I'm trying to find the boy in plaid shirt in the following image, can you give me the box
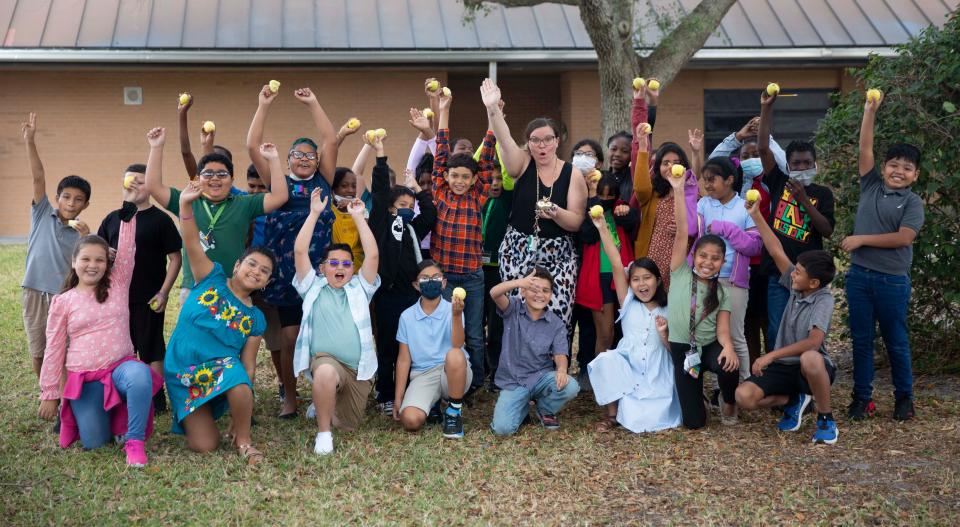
[432,90,498,394]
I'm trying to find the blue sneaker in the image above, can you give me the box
[812,415,838,445]
[442,407,464,439]
[777,393,812,432]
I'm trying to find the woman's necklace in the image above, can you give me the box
[530,158,559,256]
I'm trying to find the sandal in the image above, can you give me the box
[237,443,264,466]
[595,415,619,433]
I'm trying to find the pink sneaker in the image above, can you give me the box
[124,439,147,468]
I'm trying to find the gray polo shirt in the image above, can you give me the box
[774,265,835,366]
[22,197,80,294]
[851,168,924,276]
[495,297,568,391]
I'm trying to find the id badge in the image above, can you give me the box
[683,349,701,378]
[527,235,538,253]
[481,250,491,265]
[200,230,216,252]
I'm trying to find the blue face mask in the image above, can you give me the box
[396,208,415,225]
[418,278,443,300]
[740,157,763,178]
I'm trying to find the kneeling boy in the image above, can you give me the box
[394,260,471,439]
[489,267,580,435]
[736,200,838,444]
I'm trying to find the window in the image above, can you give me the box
[703,89,834,155]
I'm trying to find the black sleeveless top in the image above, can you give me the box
[509,160,573,239]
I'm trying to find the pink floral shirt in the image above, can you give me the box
[40,213,137,400]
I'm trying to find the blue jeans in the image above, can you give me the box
[490,372,580,435]
[846,264,914,400]
[766,274,791,347]
[70,360,153,449]
[444,268,486,390]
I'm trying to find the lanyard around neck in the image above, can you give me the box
[201,199,227,230]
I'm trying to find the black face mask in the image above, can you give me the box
[599,198,617,211]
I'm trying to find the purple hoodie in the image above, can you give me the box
[688,195,763,289]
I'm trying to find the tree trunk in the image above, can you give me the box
[641,0,738,85]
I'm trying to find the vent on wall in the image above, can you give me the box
[124,87,143,105]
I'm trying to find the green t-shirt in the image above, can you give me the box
[667,263,731,347]
[166,188,265,289]
[310,285,361,369]
[598,209,620,274]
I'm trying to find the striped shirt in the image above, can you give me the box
[432,129,497,274]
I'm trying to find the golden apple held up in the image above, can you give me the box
[346,118,361,129]
[647,79,661,91]
[589,205,604,219]
[268,80,281,93]
[766,83,780,96]
[452,287,467,300]
[202,121,216,133]
[746,189,761,203]
[866,89,882,103]
[671,164,685,178]
[427,80,440,92]
[632,77,645,90]
[178,93,191,106]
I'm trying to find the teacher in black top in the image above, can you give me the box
[481,78,587,329]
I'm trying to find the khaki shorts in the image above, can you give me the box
[400,363,473,414]
[22,288,52,360]
[310,353,373,431]
[252,295,282,351]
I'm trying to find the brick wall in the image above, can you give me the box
[0,65,849,237]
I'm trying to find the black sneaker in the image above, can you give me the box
[893,397,915,421]
[537,411,560,430]
[709,389,720,409]
[442,408,464,439]
[427,402,443,425]
[847,397,875,421]
[153,388,168,415]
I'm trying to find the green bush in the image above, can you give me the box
[815,12,960,372]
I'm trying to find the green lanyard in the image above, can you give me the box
[201,199,227,231]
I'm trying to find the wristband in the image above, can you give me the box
[180,215,194,221]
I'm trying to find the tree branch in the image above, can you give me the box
[642,0,737,84]
[461,0,578,8]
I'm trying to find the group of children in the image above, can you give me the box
[23,78,924,467]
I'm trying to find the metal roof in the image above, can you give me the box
[0,0,955,62]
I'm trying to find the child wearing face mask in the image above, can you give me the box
[368,153,437,415]
[758,91,836,351]
[575,174,637,407]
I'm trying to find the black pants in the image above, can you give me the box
[670,341,739,429]
[572,305,597,371]
[373,288,419,403]
[483,266,504,385]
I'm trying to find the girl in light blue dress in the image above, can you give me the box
[587,213,681,433]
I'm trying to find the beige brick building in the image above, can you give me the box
[0,0,954,237]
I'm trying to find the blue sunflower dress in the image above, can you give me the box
[165,264,266,434]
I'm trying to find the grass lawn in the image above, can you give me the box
[0,243,958,525]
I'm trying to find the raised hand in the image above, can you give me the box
[338,120,360,140]
[688,129,703,153]
[760,88,777,107]
[294,87,317,105]
[438,89,452,111]
[864,89,884,113]
[21,112,37,142]
[451,295,465,316]
[632,83,647,100]
[403,168,421,192]
[589,210,607,230]
[147,127,166,147]
[744,196,762,219]
[200,127,215,150]
[517,268,540,292]
[408,108,432,135]
[480,78,501,109]
[178,93,194,113]
[736,117,760,141]
[180,180,204,204]
[309,187,329,215]
[424,77,440,100]
[646,78,661,104]
[667,166,685,191]
[635,122,650,152]
[655,315,668,336]
[258,84,278,106]
[260,143,279,161]
[346,198,366,217]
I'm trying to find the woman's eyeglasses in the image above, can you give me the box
[528,136,557,147]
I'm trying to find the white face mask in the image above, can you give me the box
[789,166,817,186]
[571,154,596,174]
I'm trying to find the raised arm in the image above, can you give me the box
[451,296,465,350]
[859,91,883,176]
[592,213,629,307]
[630,84,649,166]
[490,271,537,312]
[295,188,329,282]
[177,94,198,179]
[757,89,778,174]
[633,123,653,205]
[295,87,338,185]
[481,79,528,178]
[746,199,791,275]
[259,143,289,213]
[21,113,46,204]
[669,171,689,272]
[245,84,279,185]
[348,199,379,285]
[688,128,704,176]
[178,181,214,283]
[144,127,172,208]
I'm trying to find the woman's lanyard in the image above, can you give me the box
[199,199,227,251]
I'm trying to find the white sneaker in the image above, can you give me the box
[314,432,334,456]
[717,391,739,426]
[305,403,316,419]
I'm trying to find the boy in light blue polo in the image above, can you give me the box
[394,260,471,439]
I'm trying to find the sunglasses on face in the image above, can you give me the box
[325,259,353,268]
[198,170,231,180]
[289,151,318,161]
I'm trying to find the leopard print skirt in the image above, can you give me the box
[498,226,578,330]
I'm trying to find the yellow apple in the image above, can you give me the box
[123,175,136,189]
[149,299,160,311]
[589,205,604,219]
[423,108,435,119]
[427,80,440,92]
[178,93,191,105]
[202,121,216,133]
[365,130,376,143]
[452,287,467,300]
[671,164,685,178]
[745,189,761,203]
[866,88,882,103]
[766,83,780,96]
[647,79,661,91]
[632,77,645,90]
[638,122,652,134]
[346,118,361,129]
[375,128,387,139]
[268,79,281,93]
[590,170,602,182]
[67,220,80,229]
[441,87,452,97]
